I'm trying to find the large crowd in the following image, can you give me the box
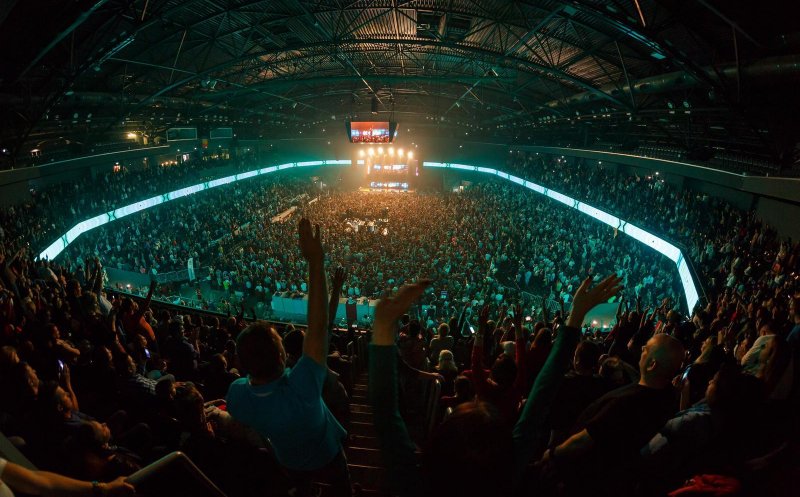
[0,152,798,497]
[0,156,257,255]
[63,175,681,319]
[504,153,796,301]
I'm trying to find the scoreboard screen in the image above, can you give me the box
[347,121,396,143]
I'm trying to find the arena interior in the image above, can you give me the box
[1,2,800,496]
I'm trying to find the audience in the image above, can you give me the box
[1,153,798,497]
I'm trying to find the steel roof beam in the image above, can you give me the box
[17,0,112,80]
[146,38,628,108]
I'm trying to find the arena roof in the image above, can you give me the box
[1,1,798,173]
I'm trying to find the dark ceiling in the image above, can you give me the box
[1,1,799,173]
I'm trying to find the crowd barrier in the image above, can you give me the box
[37,158,700,313]
[271,295,377,322]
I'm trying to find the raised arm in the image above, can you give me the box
[539,277,625,463]
[134,280,157,321]
[327,266,346,331]
[369,280,430,496]
[90,258,104,295]
[513,274,623,487]
[470,305,491,397]
[455,304,468,336]
[539,296,550,327]
[299,218,328,366]
[235,301,245,323]
[512,303,527,391]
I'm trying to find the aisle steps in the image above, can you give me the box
[319,372,389,496]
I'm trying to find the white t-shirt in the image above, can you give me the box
[0,458,15,497]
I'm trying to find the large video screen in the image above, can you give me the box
[347,121,395,143]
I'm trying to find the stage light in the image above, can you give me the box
[368,148,374,156]
[358,150,365,158]
[377,147,383,155]
[398,149,404,157]
[388,147,394,155]
[407,151,414,159]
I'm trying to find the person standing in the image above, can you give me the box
[223,219,351,496]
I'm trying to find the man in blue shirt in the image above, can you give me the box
[226,218,350,496]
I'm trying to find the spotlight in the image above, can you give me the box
[398,149,404,157]
[388,147,394,155]
[368,148,374,156]
[377,147,383,155]
[359,150,365,158]
[407,151,414,159]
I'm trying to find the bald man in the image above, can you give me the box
[539,334,684,496]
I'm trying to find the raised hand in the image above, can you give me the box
[373,280,432,345]
[298,218,323,263]
[327,266,347,329]
[541,295,550,323]
[332,266,346,290]
[498,304,508,321]
[513,303,524,338]
[477,304,490,334]
[567,274,624,328]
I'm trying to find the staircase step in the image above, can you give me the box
[348,434,381,450]
[314,482,387,497]
[347,464,387,491]
[355,489,388,497]
[349,421,376,437]
[350,403,373,415]
[351,410,373,424]
[346,446,382,467]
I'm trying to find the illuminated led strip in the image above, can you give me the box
[423,161,700,311]
[39,159,351,261]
